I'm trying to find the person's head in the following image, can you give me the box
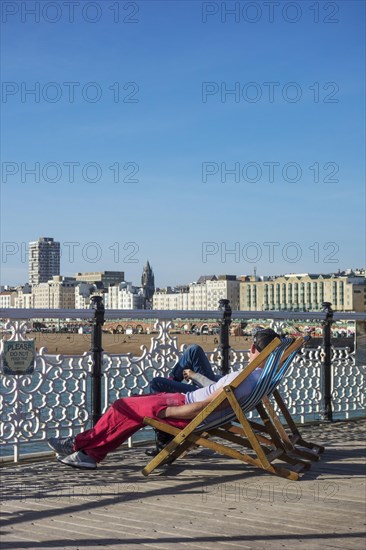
[248,327,280,363]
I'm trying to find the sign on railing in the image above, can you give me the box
[2,340,36,375]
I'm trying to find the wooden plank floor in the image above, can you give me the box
[1,420,365,550]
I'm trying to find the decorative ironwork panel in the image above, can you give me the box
[332,347,365,419]
[273,346,323,423]
[103,320,180,407]
[0,320,92,460]
[103,320,224,408]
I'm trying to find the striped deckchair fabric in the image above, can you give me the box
[196,337,294,431]
[142,336,321,480]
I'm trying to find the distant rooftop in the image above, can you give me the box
[196,275,217,284]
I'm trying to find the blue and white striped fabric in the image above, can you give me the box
[197,338,295,431]
[267,335,309,395]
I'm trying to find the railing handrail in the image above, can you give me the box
[0,308,365,322]
[0,308,95,320]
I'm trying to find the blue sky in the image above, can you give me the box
[1,0,365,287]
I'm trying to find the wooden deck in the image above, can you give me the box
[1,420,365,550]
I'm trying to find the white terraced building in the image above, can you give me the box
[75,283,104,309]
[105,282,145,309]
[153,276,240,310]
[14,284,33,308]
[0,291,17,308]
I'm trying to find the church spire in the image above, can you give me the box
[141,261,155,303]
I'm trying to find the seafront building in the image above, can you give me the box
[153,272,365,313]
[239,273,366,312]
[14,284,33,308]
[75,282,104,309]
[1,285,33,308]
[74,271,125,287]
[105,282,145,310]
[152,285,190,310]
[32,276,78,309]
[153,275,241,310]
[0,290,17,308]
[29,237,60,284]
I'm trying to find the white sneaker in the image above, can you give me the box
[58,451,97,469]
[48,436,75,456]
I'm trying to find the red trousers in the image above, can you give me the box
[74,393,188,462]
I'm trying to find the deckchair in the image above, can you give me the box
[142,337,312,480]
[243,336,324,462]
[192,336,324,469]
[150,337,324,466]
[191,337,317,473]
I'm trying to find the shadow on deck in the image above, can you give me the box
[1,420,365,550]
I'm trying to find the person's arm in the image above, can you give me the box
[158,388,223,420]
[183,369,214,387]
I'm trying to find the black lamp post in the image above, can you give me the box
[218,299,232,375]
[90,296,105,426]
[320,301,334,422]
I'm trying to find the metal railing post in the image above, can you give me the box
[218,299,232,375]
[90,296,105,426]
[321,301,334,422]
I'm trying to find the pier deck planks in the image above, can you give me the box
[1,420,365,550]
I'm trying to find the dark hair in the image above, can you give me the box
[253,328,280,352]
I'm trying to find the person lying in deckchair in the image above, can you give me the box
[146,329,276,455]
[48,329,279,470]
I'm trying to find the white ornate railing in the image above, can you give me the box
[1,308,365,462]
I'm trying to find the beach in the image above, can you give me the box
[28,332,253,356]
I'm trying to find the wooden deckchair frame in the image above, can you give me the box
[259,390,325,460]
[142,337,312,480]
[244,336,324,461]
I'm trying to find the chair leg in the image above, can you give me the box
[142,421,189,475]
[272,390,325,456]
[255,402,312,472]
[163,438,198,465]
[257,398,321,462]
[224,388,300,480]
[142,422,215,474]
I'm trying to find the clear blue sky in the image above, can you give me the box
[1,0,365,287]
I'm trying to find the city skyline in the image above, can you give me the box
[1,2,365,288]
[1,258,364,313]
[0,233,364,290]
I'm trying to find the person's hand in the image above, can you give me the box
[183,369,194,381]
